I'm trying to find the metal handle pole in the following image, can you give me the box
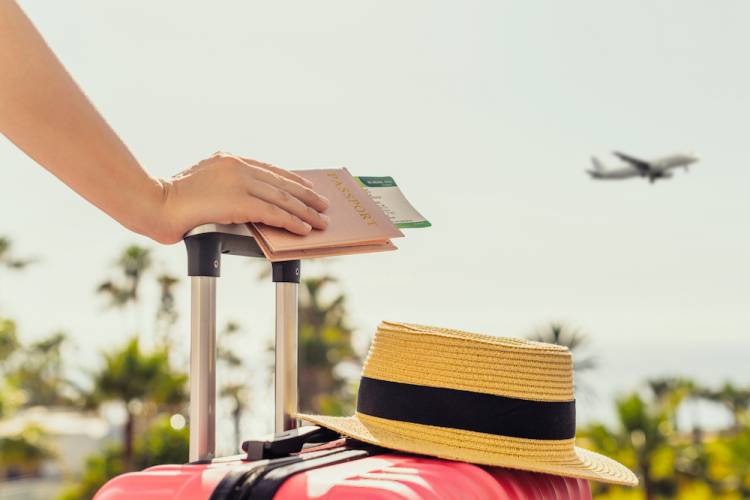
[189,276,217,462]
[273,260,300,433]
[275,282,299,432]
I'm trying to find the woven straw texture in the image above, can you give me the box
[298,321,638,487]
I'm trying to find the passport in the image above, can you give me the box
[249,168,404,262]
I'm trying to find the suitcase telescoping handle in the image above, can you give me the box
[184,224,300,462]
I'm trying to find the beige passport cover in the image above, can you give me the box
[253,237,397,263]
[250,168,403,261]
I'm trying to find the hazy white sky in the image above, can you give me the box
[2,1,748,447]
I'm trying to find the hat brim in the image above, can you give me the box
[298,412,638,487]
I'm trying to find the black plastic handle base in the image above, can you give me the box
[184,232,265,277]
[271,260,301,283]
[242,425,340,461]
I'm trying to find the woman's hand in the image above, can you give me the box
[1,3,329,244]
[151,153,330,244]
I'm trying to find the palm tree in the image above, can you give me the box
[720,425,750,497]
[217,321,251,451]
[528,322,597,373]
[0,424,53,479]
[7,331,74,407]
[91,245,190,467]
[297,276,359,414]
[97,245,152,309]
[220,384,248,453]
[88,338,187,468]
[616,393,674,500]
[580,391,673,500]
[0,317,19,365]
[155,273,180,347]
[700,383,750,433]
[0,315,62,479]
[528,322,597,397]
[648,377,696,407]
[0,236,34,270]
[217,321,243,368]
[254,262,361,414]
[647,377,698,434]
[0,237,34,311]
[0,318,21,418]
[579,379,718,499]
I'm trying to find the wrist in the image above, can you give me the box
[125,176,179,244]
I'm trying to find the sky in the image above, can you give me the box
[2,1,749,452]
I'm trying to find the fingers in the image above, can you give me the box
[203,152,331,235]
[246,164,330,213]
[242,197,312,236]
[238,156,315,189]
[246,178,329,230]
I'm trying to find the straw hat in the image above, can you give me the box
[298,321,638,487]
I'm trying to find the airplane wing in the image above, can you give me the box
[613,151,652,174]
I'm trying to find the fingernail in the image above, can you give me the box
[320,195,330,208]
[320,213,331,226]
[303,222,312,232]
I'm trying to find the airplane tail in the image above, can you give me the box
[590,156,604,171]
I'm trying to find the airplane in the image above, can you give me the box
[587,151,699,183]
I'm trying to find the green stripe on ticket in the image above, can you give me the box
[357,176,398,188]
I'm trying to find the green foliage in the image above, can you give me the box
[0,318,22,417]
[702,426,750,496]
[0,424,54,479]
[155,273,180,343]
[0,243,68,478]
[700,383,750,432]
[0,383,24,418]
[220,382,248,453]
[297,276,360,415]
[2,241,191,493]
[0,236,35,270]
[581,390,675,499]
[616,392,667,453]
[90,337,186,407]
[97,246,181,348]
[7,331,75,407]
[1,325,76,413]
[582,377,750,500]
[217,321,251,452]
[86,337,186,465]
[58,445,124,500]
[217,321,244,368]
[97,245,153,308]
[59,416,189,500]
[1,239,72,410]
[7,237,746,499]
[133,415,189,469]
[0,317,19,363]
[56,244,190,497]
[529,322,597,375]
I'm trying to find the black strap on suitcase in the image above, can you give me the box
[210,447,372,500]
[211,425,390,500]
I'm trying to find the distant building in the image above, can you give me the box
[0,406,112,476]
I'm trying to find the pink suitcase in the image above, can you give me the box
[96,224,592,499]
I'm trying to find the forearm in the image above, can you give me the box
[0,1,163,237]
[0,1,330,244]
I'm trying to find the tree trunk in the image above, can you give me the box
[641,462,653,500]
[232,403,241,453]
[732,409,742,434]
[124,410,134,469]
